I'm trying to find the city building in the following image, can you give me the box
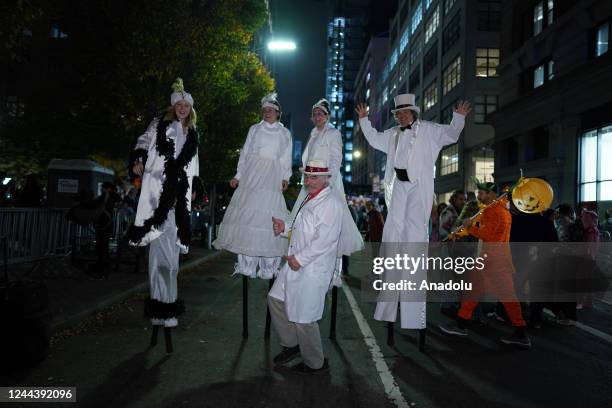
[489,0,612,215]
[325,6,369,188]
[353,0,501,203]
[353,36,389,192]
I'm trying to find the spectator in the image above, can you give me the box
[17,174,44,207]
[439,190,466,240]
[365,201,384,244]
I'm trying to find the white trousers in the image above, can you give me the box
[374,179,428,329]
[149,209,180,327]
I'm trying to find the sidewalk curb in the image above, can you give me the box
[50,250,224,334]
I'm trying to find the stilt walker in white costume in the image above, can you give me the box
[269,159,343,374]
[213,92,292,279]
[289,98,363,288]
[128,78,200,353]
[356,94,471,337]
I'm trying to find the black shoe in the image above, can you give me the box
[291,359,329,375]
[438,323,468,337]
[500,333,531,348]
[273,346,300,365]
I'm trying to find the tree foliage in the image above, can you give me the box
[0,0,274,182]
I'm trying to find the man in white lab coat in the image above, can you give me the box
[356,94,471,329]
[268,159,343,374]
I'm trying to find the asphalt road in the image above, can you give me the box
[5,251,612,408]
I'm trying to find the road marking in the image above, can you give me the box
[340,284,410,408]
[543,310,612,344]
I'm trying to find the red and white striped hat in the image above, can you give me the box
[300,159,331,176]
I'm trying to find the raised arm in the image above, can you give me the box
[355,103,392,153]
[430,100,471,148]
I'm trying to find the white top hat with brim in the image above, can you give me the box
[391,93,420,114]
[300,159,332,176]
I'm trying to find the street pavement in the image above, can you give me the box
[4,249,612,408]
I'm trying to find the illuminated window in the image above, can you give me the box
[440,143,459,175]
[424,81,438,111]
[476,48,499,77]
[425,6,440,43]
[443,56,461,95]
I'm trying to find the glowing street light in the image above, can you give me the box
[267,40,297,51]
[353,150,362,159]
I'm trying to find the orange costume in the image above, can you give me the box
[457,196,526,327]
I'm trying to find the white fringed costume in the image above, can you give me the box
[213,99,292,279]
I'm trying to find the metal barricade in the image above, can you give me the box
[0,207,136,266]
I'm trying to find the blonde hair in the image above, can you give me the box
[163,105,197,128]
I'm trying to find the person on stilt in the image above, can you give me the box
[213,92,292,280]
[128,78,199,351]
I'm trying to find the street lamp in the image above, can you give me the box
[267,40,297,51]
[353,150,362,159]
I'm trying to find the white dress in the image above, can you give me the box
[213,120,292,278]
[289,124,363,286]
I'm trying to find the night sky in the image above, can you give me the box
[269,0,332,144]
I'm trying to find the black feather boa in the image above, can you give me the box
[144,298,186,319]
[127,119,198,247]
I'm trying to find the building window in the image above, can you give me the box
[409,65,421,90]
[532,59,554,88]
[425,0,433,10]
[472,149,495,190]
[411,1,423,34]
[423,42,438,73]
[476,48,500,77]
[533,0,554,36]
[595,21,610,57]
[424,81,438,111]
[345,142,353,151]
[443,11,461,54]
[400,28,410,54]
[473,95,498,124]
[478,0,501,31]
[440,143,459,175]
[525,126,549,162]
[410,35,423,65]
[444,0,456,15]
[50,23,68,39]
[345,153,353,162]
[389,48,398,70]
[345,164,352,173]
[443,56,461,95]
[579,125,612,202]
[442,100,458,123]
[425,6,440,44]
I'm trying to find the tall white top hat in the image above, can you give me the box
[391,93,420,114]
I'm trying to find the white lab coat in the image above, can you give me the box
[359,112,465,328]
[290,124,363,257]
[269,186,343,324]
